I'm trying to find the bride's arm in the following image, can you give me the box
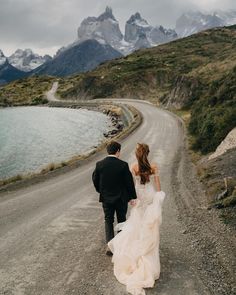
[129,163,137,206]
[152,164,161,192]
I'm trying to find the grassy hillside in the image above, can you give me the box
[0,76,57,106]
[58,25,236,153]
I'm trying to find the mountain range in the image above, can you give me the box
[0,49,51,85]
[176,10,236,37]
[1,8,236,84]
[0,50,28,85]
[8,49,52,72]
[76,7,177,55]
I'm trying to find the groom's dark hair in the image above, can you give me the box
[106,141,121,155]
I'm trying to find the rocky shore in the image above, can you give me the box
[101,105,124,138]
[48,101,132,139]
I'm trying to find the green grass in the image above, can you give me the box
[189,66,236,153]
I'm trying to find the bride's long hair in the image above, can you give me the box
[135,143,152,185]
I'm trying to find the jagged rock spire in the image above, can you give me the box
[97,6,117,22]
[0,49,5,57]
[127,12,144,24]
[0,49,7,66]
[125,12,151,42]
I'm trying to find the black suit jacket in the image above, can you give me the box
[92,156,137,203]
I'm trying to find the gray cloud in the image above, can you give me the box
[0,0,236,56]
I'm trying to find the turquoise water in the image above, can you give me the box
[0,106,110,179]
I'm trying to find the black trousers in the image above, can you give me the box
[102,198,128,243]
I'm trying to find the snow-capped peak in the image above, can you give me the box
[77,7,123,47]
[0,49,7,66]
[97,6,117,22]
[127,12,151,28]
[175,10,236,38]
[124,12,152,43]
[8,49,52,72]
[77,7,177,55]
[214,9,236,25]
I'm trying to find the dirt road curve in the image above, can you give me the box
[0,100,235,295]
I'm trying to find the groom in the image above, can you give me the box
[92,141,137,255]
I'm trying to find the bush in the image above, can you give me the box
[189,67,236,154]
[31,96,49,105]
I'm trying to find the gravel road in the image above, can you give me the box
[0,100,235,295]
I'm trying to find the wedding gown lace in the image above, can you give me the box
[108,175,165,295]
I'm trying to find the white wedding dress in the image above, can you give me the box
[108,174,165,295]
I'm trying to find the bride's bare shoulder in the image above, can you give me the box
[130,162,138,174]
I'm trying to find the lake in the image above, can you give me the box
[0,106,111,179]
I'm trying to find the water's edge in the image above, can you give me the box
[0,101,142,193]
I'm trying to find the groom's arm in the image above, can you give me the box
[92,163,100,193]
[124,163,137,200]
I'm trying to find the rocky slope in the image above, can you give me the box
[209,128,236,160]
[196,128,236,217]
[197,145,236,227]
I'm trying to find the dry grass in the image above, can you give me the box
[0,76,59,106]
[189,58,236,82]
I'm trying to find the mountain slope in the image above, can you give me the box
[33,39,122,77]
[0,60,28,85]
[59,25,236,153]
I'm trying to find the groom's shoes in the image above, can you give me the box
[105,246,113,256]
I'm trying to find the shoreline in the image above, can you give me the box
[0,101,142,193]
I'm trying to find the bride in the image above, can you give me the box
[108,143,165,295]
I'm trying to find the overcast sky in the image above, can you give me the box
[0,0,236,56]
